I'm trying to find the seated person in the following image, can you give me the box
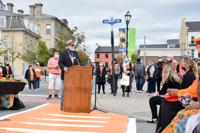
[156,58,196,133]
[147,80,180,123]
[147,58,193,123]
[162,80,200,133]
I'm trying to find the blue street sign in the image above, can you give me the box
[115,19,122,23]
[103,17,122,25]
[102,20,109,24]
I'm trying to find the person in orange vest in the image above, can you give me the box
[34,62,42,90]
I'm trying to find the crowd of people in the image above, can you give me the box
[95,56,158,97]
[24,63,43,91]
[95,55,200,133]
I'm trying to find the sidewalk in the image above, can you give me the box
[23,78,153,121]
[92,82,152,121]
[20,79,157,133]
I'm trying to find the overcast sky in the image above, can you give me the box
[2,0,200,59]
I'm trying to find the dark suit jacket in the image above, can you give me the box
[59,48,80,80]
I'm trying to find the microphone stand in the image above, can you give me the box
[93,75,97,110]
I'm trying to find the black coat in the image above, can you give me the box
[25,69,36,81]
[96,66,107,84]
[146,64,158,80]
[59,49,80,80]
[156,61,164,80]
[179,69,196,89]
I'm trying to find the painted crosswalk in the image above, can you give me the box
[0,103,135,133]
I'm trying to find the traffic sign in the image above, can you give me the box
[103,17,122,25]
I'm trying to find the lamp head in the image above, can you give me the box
[125,11,132,25]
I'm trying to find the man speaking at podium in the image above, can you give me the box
[59,40,81,110]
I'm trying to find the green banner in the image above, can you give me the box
[128,28,136,58]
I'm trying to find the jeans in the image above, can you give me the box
[135,76,144,91]
[35,77,40,89]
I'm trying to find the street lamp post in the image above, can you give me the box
[124,11,132,56]
[103,17,121,96]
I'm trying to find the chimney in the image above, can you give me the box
[7,3,14,12]
[17,9,24,16]
[29,5,35,16]
[35,3,43,16]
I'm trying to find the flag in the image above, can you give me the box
[119,28,126,47]
[128,28,136,58]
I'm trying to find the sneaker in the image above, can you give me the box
[127,93,130,97]
[136,90,139,93]
[147,118,157,123]
[47,95,52,100]
[139,90,142,93]
[148,93,151,96]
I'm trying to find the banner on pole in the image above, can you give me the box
[128,28,136,58]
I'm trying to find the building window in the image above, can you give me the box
[96,54,100,58]
[46,24,51,34]
[0,16,6,28]
[105,54,108,58]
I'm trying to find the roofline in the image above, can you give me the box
[23,14,69,28]
[0,10,21,16]
[95,51,122,53]
[139,48,182,50]
[1,28,41,39]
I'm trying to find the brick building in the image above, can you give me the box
[95,46,123,66]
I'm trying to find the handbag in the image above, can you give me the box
[178,94,192,107]
[119,73,130,86]
[164,94,178,102]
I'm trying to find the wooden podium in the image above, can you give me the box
[63,66,92,113]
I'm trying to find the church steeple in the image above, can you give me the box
[0,0,5,10]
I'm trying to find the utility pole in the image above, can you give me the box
[103,17,122,96]
[144,36,146,66]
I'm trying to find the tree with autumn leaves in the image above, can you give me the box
[22,27,90,66]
